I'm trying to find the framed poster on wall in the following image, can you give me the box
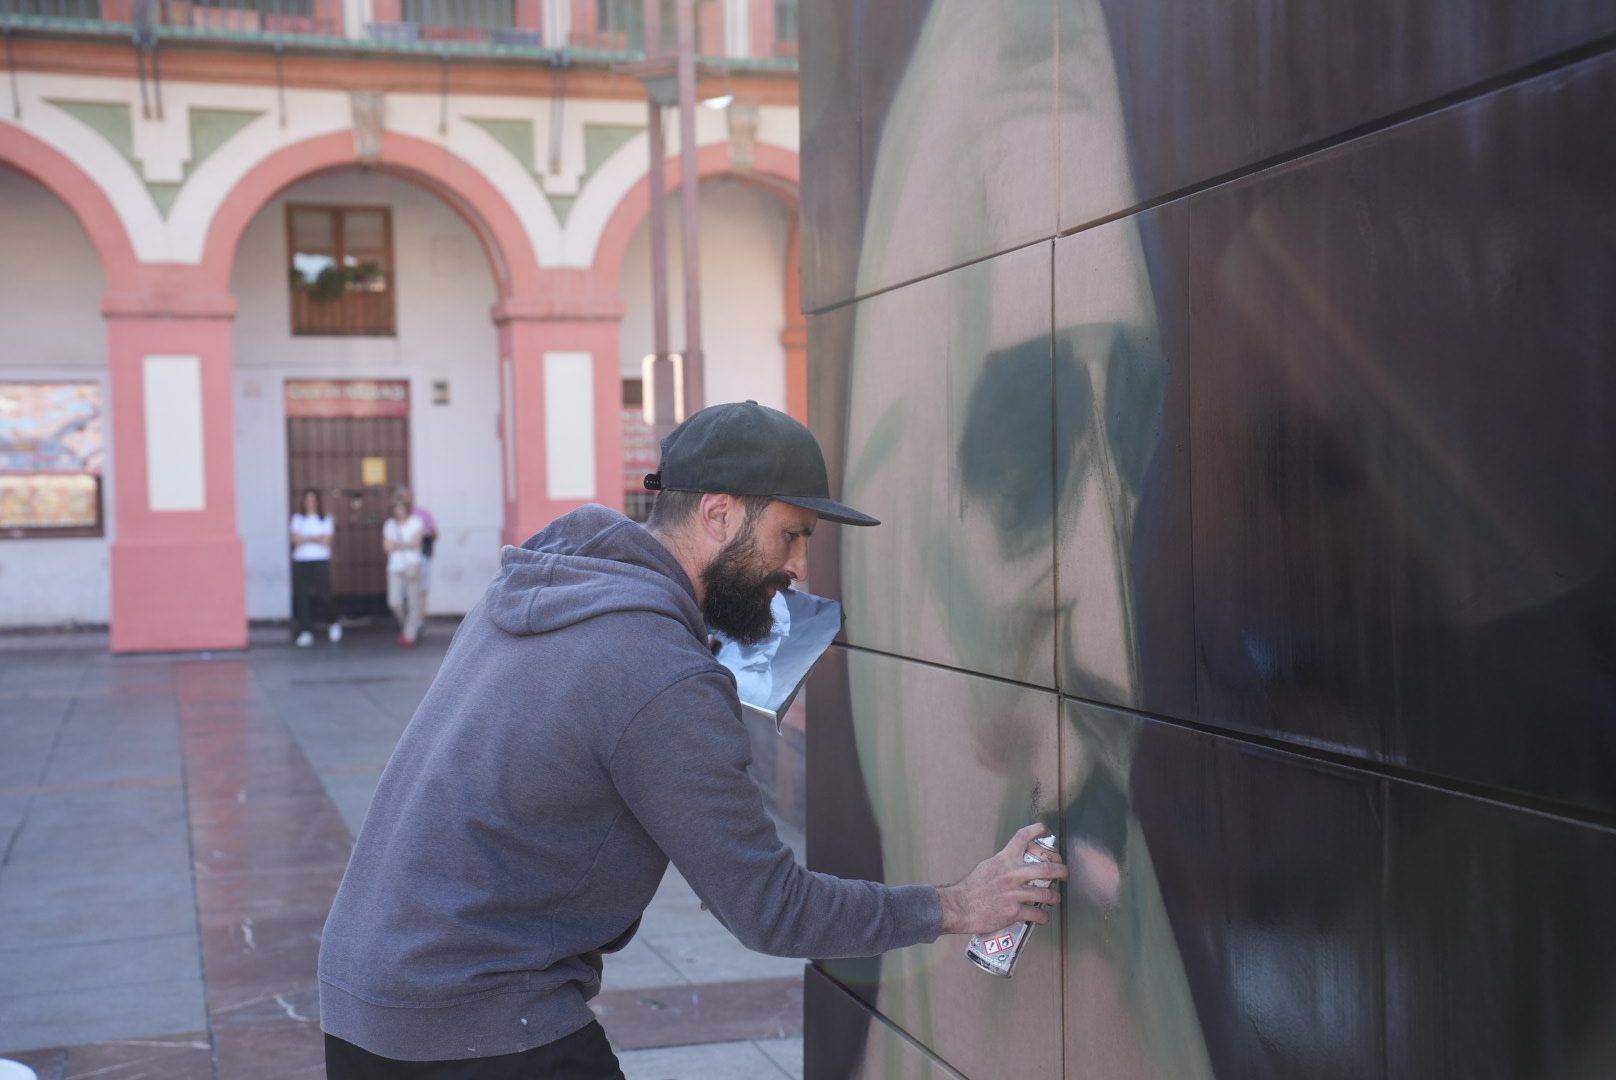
[0,382,104,538]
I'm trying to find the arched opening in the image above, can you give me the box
[201,131,551,630]
[229,167,507,622]
[0,162,115,628]
[587,143,802,518]
[615,177,798,516]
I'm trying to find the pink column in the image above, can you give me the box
[495,280,626,547]
[103,279,247,653]
[751,0,778,57]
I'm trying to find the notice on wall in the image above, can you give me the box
[361,456,388,486]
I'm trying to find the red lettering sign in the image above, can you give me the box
[285,380,410,418]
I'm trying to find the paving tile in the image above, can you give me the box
[636,929,805,984]
[212,1017,325,1079]
[755,1037,804,1080]
[0,978,206,1055]
[0,933,200,993]
[616,1038,792,1080]
[313,769,383,837]
[0,1045,65,1080]
[10,785,187,834]
[193,864,345,921]
[208,982,321,1030]
[0,732,57,788]
[601,936,688,990]
[39,739,181,787]
[5,814,188,870]
[59,1034,214,1080]
[0,881,198,949]
[592,976,802,1050]
[0,793,31,839]
[197,913,323,1004]
[0,834,194,879]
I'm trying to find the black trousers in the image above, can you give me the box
[324,1023,625,1080]
[291,558,334,635]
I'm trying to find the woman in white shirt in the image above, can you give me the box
[289,488,341,648]
[381,497,425,648]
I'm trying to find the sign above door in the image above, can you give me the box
[285,379,410,418]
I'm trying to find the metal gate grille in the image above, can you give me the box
[286,414,410,612]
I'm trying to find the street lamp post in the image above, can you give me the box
[628,0,707,437]
[641,0,678,439]
[673,0,704,415]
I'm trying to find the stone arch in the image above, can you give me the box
[0,123,141,293]
[590,141,805,418]
[589,141,800,297]
[197,129,544,302]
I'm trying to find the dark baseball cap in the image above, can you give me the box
[643,401,880,527]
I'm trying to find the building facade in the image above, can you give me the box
[0,0,804,649]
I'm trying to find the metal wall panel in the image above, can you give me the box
[1385,787,1616,1079]
[807,647,1063,1080]
[1053,216,1196,718]
[1059,0,1616,230]
[841,0,1057,304]
[1186,54,1616,808]
[812,244,1058,689]
[798,0,862,313]
[1062,699,1386,1080]
[805,964,968,1080]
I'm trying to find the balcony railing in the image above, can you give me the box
[0,0,801,67]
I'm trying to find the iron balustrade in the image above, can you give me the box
[0,0,800,64]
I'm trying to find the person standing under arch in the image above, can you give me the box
[289,487,341,648]
[382,496,426,648]
[396,486,438,633]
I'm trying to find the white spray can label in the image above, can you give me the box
[965,833,1059,978]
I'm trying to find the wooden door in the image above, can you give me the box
[285,380,411,615]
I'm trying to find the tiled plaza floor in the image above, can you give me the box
[0,625,805,1079]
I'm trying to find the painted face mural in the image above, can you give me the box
[805,2,1616,1078]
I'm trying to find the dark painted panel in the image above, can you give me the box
[1053,213,1195,717]
[811,245,1058,687]
[798,0,861,313]
[1385,788,1616,1078]
[805,963,967,1080]
[808,647,1063,1079]
[1064,699,1384,1079]
[849,0,1056,300]
[1188,55,1616,810]
[1062,0,1616,229]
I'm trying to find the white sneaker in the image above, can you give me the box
[295,631,314,648]
[328,622,343,643]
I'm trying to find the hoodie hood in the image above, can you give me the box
[486,505,704,639]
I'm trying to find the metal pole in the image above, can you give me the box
[674,0,703,413]
[644,0,677,436]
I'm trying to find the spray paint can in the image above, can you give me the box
[965,832,1059,977]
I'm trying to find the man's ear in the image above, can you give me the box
[696,493,737,546]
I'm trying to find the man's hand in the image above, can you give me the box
[937,823,1068,935]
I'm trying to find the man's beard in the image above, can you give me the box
[702,524,791,646]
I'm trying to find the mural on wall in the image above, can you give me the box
[0,382,104,534]
[804,1,1616,1077]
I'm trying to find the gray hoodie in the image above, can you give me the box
[318,505,942,1061]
